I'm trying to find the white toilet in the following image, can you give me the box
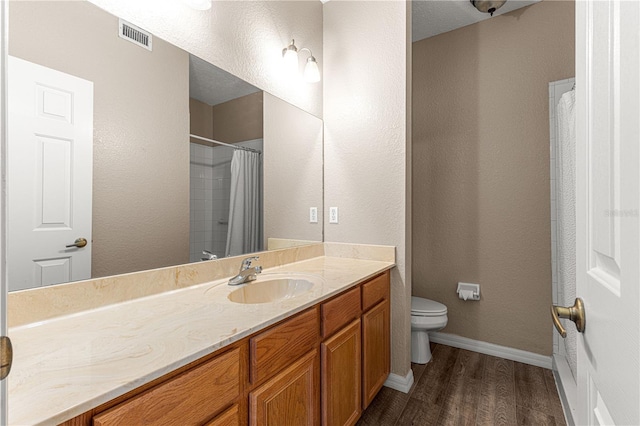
[411,296,448,364]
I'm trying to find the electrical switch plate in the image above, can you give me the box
[310,207,318,223]
[329,207,339,224]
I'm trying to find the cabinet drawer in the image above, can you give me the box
[362,271,390,312]
[321,286,361,338]
[205,404,240,426]
[250,307,319,384]
[93,348,241,426]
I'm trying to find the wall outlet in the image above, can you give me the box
[329,207,339,224]
[309,207,318,223]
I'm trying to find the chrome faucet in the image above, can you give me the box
[228,256,262,286]
[201,250,217,261]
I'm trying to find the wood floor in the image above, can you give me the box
[357,344,567,426]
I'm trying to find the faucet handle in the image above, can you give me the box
[201,250,217,261]
[240,256,259,271]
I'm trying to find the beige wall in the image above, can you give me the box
[189,98,214,140]
[212,92,264,144]
[324,1,412,379]
[190,93,264,145]
[9,1,190,278]
[264,93,323,243]
[88,0,323,118]
[412,1,575,355]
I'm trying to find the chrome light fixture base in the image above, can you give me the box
[470,0,507,16]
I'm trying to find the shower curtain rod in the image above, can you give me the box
[189,134,262,154]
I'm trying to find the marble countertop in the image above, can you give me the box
[8,256,394,425]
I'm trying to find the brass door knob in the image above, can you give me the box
[551,298,586,338]
[0,336,13,381]
[66,237,88,248]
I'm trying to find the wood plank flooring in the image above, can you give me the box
[358,344,566,426]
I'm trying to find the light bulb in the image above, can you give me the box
[282,40,299,77]
[304,56,320,83]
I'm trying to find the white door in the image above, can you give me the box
[7,56,93,291]
[575,0,639,424]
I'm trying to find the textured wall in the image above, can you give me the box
[88,0,323,118]
[323,1,412,378]
[263,93,323,243]
[412,1,575,355]
[9,1,190,279]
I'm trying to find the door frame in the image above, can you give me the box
[549,76,578,426]
[0,0,8,422]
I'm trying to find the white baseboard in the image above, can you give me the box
[383,369,414,394]
[429,332,553,369]
[552,354,577,426]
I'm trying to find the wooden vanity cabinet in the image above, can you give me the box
[361,271,391,409]
[59,270,391,426]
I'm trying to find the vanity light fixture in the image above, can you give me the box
[182,0,212,11]
[470,0,506,16]
[282,39,321,83]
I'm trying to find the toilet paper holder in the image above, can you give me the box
[457,282,480,301]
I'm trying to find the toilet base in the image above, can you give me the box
[411,330,433,364]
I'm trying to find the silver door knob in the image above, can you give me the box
[551,298,586,338]
[66,238,88,248]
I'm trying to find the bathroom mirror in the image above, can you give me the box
[6,0,323,291]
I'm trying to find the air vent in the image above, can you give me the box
[118,19,152,51]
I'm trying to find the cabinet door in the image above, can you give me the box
[249,349,319,426]
[362,300,390,409]
[321,319,361,426]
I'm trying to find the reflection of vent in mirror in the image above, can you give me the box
[118,19,152,51]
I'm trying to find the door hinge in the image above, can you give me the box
[0,336,13,380]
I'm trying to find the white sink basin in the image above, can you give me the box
[228,274,321,304]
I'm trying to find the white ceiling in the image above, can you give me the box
[412,0,541,42]
[189,55,260,107]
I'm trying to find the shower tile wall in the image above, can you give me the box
[190,143,230,261]
[190,139,263,262]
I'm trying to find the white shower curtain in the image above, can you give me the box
[225,149,262,257]
[556,88,577,380]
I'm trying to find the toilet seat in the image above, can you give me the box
[411,296,447,317]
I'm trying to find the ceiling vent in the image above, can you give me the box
[118,19,152,51]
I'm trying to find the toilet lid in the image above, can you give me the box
[411,296,447,316]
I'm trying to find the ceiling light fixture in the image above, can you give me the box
[282,39,320,83]
[470,0,506,16]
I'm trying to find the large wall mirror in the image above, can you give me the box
[6,0,323,292]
